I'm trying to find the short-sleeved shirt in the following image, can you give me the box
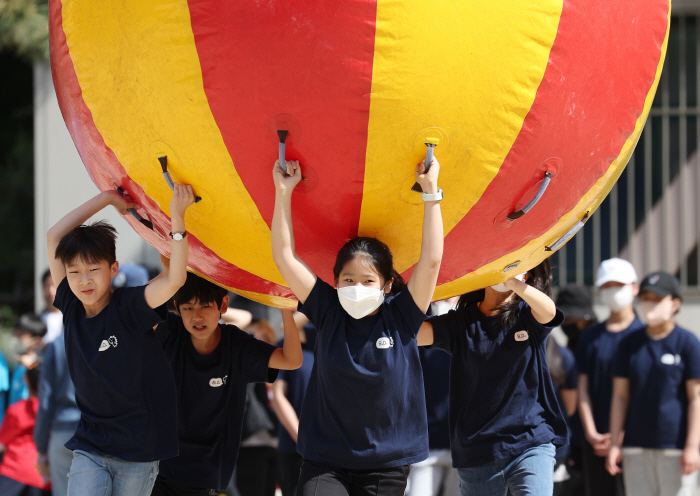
[429,302,567,468]
[155,314,278,490]
[297,278,429,469]
[575,318,644,434]
[614,326,700,449]
[54,278,178,462]
[277,331,316,455]
[0,397,50,489]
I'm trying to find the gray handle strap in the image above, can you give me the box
[158,156,202,203]
[545,212,590,252]
[276,130,305,180]
[117,188,153,230]
[411,143,438,193]
[507,172,553,221]
[278,130,288,175]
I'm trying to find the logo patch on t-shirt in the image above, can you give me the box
[514,331,529,342]
[98,336,118,352]
[661,353,681,365]
[209,377,226,387]
[376,337,394,349]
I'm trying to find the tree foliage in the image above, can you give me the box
[0,0,49,62]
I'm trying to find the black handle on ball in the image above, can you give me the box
[117,187,154,230]
[507,171,553,221]
[158,156,202,203]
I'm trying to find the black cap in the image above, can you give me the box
[555,285,595,320]
[639,271,682,300]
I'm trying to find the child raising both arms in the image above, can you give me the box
[149,267,302,496]
[418,260,568,496]
[271,157,444,496]
[46,184,194,496]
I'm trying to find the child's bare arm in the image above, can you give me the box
[144,184,194,309]
[271,160,317,304]
[682,379,700,474]
[407,157,443,313]
[271,379,300,442]
[268,308,303,370]
[47,191,135,287]
[221,308,253,328]
[606,377,630,476]
[417,321,435,346]
[504,276,557,324]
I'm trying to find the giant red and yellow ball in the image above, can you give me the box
[49,0,670,307]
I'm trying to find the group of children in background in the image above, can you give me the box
[0,155,693,496]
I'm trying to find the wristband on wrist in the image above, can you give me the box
[421,187,443,202]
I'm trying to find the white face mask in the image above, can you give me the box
[490,273,526,293]
[337,285,386,319]
[640,296,675,327]
[599,285,635,312]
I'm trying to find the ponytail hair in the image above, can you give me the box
[457,258,553,339]
[332,237,405,296]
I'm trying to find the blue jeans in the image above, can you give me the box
[48,429,76,496]
[67,450,159,496]
[458,443,556,496]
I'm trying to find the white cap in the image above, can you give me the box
[595,258,638,287]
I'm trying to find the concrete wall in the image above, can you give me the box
[33,63,158,312]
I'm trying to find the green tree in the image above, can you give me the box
[0,0,49,62]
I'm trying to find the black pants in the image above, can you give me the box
[297,459,410,496]
[149,475,213,496]
[277,452,304,496]
[233,446,277,496]
[581,441,624,496]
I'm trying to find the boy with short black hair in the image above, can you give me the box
[607,271,700,496]
[150,267,302,496]
[46,185,195,496]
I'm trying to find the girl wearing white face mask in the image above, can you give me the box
[607,272,700,496]
[271,156,443,496]
[417,260,567,496]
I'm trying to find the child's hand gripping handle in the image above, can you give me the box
[412,137,440,192]
[116,187,154,230]
[277,130,306,180]
[158,156,202,203]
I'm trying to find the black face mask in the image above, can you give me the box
[561,323,581,349]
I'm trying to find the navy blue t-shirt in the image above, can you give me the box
[575,318,644,434]
[155,313,278,490]
[429,301,567,468]
[614,326,700,449]
[419,347,451,450]
[297,278,429,469]
[276,329,315,454]
[54,278,178,462]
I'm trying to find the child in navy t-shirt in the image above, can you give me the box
[47,184,195,496]
[270,156,443,495]
[418,259,567,496]
[607,271,700,495]
[576,258,641,496]
[149,271,302,495]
